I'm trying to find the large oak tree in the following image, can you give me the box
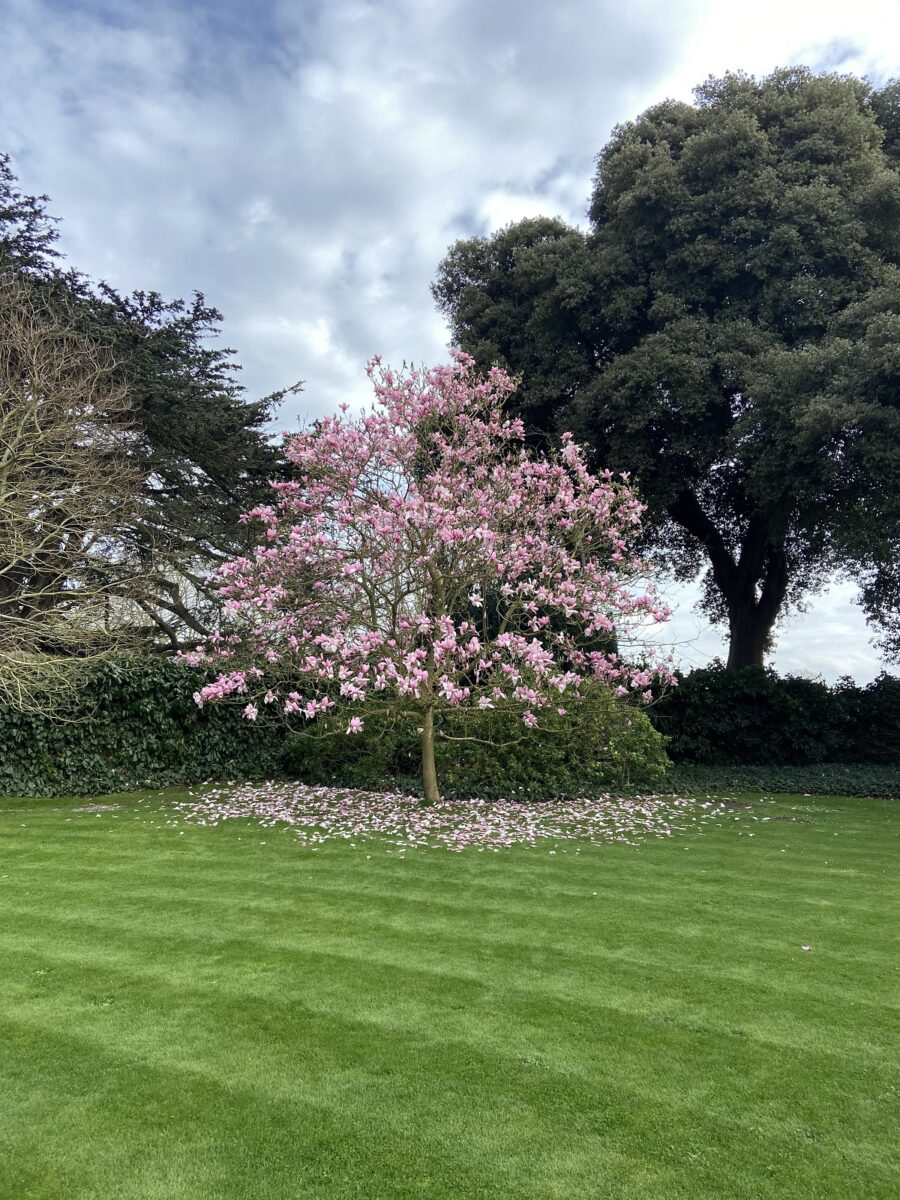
[434,69,900,669]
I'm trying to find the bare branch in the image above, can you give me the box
[0,270,144,710]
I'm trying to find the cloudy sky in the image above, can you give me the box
[1,0,896,681]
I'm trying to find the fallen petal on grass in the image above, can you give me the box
[167,783,743,852]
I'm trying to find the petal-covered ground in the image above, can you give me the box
[168,783,754,851]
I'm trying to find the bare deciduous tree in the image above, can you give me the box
[0,271,143,710]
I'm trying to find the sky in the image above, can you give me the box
[1,0,896,682]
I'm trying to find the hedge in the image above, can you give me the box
[0,656,285,797]
[0,657,668,798]
[283,683,669,799]
[662,763,900,799]
[650,666,900,766]
[3,656,896,800]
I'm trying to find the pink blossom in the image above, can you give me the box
[186,352,675,791]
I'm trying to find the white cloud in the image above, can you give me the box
[657,579,892,684]
[668,0,899,95]
[0,0,893,679]
[480,192,553,234]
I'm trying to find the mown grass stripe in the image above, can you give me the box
[6,842,898,928]
[2,791,898,1199]
[19,870,897,951]
[4,915,897,1062]
[2,1005,894,1179]
[6,887,897,994]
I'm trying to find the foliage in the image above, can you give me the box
[436,685,668,796]
[0,153,60,270]
[186,352,673,801]
[0,652,665,800]
[0,152,295,649]
[662,762,900,799]
[62,280,297,647]
[282,707,417,792]
[0,656,284,797]
[282,684,668,797]
[651,664,900,765]
[853,672,900,762]
[434,68,900,668]
[432,216,599,442]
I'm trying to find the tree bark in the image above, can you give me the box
[668,490,789,671]
[725,604,774,669]
[725,540,789,668]
[420,707,440,804]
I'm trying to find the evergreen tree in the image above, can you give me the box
[434,69,900,668]
[0,153,297,648]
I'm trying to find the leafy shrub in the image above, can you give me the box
[850,673,900,764]
[1,655,666,800]
[283,685,668,798]
[7,653,892,802]
[650,665,899,765]
[282,711,420,791]
[436,686,668,797]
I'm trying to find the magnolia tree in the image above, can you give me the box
[184,353,674,802]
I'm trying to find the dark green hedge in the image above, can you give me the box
[0,658,668,799]
[662,763,899,799]
[4,655,896,800]
[0,656,285,797]
[650,666,900,766]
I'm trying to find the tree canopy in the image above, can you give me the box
[434,68,900,668]
[185,354,672,801]
[0,153,295,650]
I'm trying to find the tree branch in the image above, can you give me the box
[667,489,738,601]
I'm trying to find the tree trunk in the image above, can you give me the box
[724,539,789,670]
[420,707,440,804]
[668,491,789,673]
[725,603,775,669]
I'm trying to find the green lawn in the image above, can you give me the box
[1,790,898,1199]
